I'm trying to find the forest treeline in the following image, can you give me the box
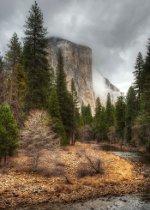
[0,2,150,164]
[83,48,150,151]
[82,49,150,151]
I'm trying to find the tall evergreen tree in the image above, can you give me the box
[133,52,144,110]
[94,97,103,141]
[115,95,126,140]
[70,79,79,144]
[0,56,3,73]
[49,87,67,145]
[81,103,93,126]
[125,86,137,142]
[49,88,61,119]
[0,105,18,165]
[142,39,150,123]
[5,33,22,72]
[106,93,114,128]
[24,1,50,109]
[100,107,107,141]
[15,64,27,123]
[5,33,22,105]
[94,97,102,130]
[140,39,150,124]
[4,33,27,124]
[56,50,73,144]
[0,56,5,103]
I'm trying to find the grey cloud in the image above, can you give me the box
[0,0,150,92]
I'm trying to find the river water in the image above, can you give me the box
[13,144,150,210]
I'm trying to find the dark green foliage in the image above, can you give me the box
[106,93,114,128]
[15,64,27,124]
[0,56,5,103]
[5,33,22,105]
[100,107,107,140]
[24,1,50,110]
[141,39,150,123]
[94,98,102,141]
[125,86,137,142]
[115,95,126,140]
[49,88,61,119]
[56,51,74,144]
[94,97,102,126]
[5,32,22,71]
[48,87,67,145]
[133,52,144,105]
[4,33,27,124]
[81,103,93,126]
[70,79,80,144]
[0,105,18,164]
[16,64,27,105]
[94,101,107,141]
[0,56,3,73]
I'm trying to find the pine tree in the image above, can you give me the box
[142,39,150,123]
[106,93,114,128]
[24,1,50,109]
[0,56,3,73]
[133,52,144,110]
[5,33,22,105]
[16,64,27,105]
[4,33,27,124]
[93,98,108,141]
[15,64,27,124]
[49,88,61,119]
[70,79,79,144]
[94,97,102,130]
[94,97,102,141]
[5,33,22,72]
[100,107,107,140]
[125,86,137,142]
[81,104,93,126]
[56,50,73,144]
[0,105,18,165]
[49,87,67,145]
[95,97,102,121]
[0,56,5,103]
[115,95,126,140]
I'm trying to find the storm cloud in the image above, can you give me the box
[0,0,150,93]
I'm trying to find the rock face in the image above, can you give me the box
[47,37,95,113]
[47,37,120,113]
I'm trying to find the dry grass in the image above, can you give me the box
[0,142,145,209]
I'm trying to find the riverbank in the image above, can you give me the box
[0,143,148,209]
[97,142,146,153]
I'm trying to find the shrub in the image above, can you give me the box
[85,154,103,174]
[76,153,103,178]
[76,163,95,178]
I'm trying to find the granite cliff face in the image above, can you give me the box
[47,37,95,113]
[47,37,120,113]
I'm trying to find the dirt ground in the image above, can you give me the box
[0,142,147,209]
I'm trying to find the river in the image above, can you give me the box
[13,144,150,210]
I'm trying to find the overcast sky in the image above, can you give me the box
[0,0,150,93]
